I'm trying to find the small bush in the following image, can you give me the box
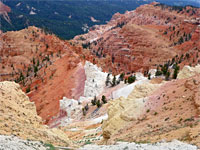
[84,141,92,145]
[26,86,31,93]
[128,75,136,84]
[44,143,55,150]
[154,112,158,115]
[155,70,162,76]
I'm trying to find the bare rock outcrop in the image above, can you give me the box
[178,65,200,79]
[0,81,71,146]
[0,26,87,123]
[102,74,200,147]
[102,81,161,139]
[73,3,200,75]
[0,1,11,24]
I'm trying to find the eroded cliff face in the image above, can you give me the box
[102,81,161,139]
[177,65,200,79]
[0,1,11,24]
[101,71,200,147]
[0,81,72,147]
[73,2,200,75]
[0,26,88,123]
[0,3,200,148]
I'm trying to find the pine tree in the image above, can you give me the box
[91,96,97,105]
[102,95,107,104]
[105,74,110,86]
[82,108,86,116]
[124,79,127,84]
[84,104,89,111]
[148,73,151,80]
[37,59,40,67]
[33,57,35,65]
[128,75,136,84]
[26,85,31,93]
[96,100,101,108]
[119,73,125,81]
[173,64,180,79]
[165,71,170,81]
[178,36,184,44]
[155,66,163,76]
[112,75,116,87]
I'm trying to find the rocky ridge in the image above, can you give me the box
[101,65,200,147]
[0,81,72,147]
[0,26,89,123]
[73,2,200,74]
[0,2,200,149]
[0,1,11,24]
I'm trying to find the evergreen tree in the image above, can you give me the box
[124,79,127,84]
[91,96,97,105]
[155,67,163,76]
[128,75,136,84]
[148,73,151,80]
[34,66,38,74]
[161,64,169,75]
[112,75,116,87]
[96,100,101,108]
[178,36,184,44]
[173,64,180,79]
[165,71,170,81]
[33,57,35,65]
[102,95,107,104]
[82,108,86,116]
[26,85,31,93]
[84,104,89,111]
[105,73,110,86]
[20,72,25,81]
[119,73,125,81]
[37,59,40,67]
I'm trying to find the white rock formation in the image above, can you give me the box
[113,73,148,99]
[177,65,200,79]
[148,69,157,78]
[83,61,108,98]
[0,135,46,150]
[59,97,82,125]
[79,140,197,150]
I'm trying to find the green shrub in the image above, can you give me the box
[155,70,163,76]
[26,86,31,93]
[44,143,55,150]
[128,75,136,84]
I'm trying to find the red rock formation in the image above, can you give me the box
[73,3,200,75]
[1,3,200,125]
[0,26,87,123]
[0,1,11,14]
[0,1,11,24]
